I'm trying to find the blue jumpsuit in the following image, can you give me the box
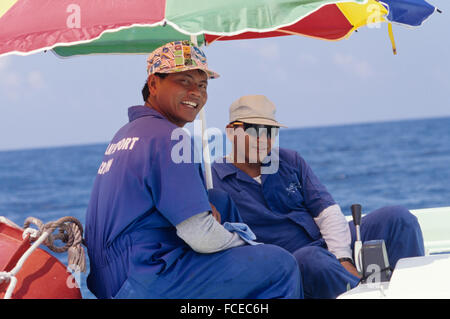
[84,105,301,299]
[212,148,424,298]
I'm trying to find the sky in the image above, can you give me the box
[0,0,449,151]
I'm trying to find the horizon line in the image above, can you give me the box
[0,114,449,153]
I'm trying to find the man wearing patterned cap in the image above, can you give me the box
[84,41,302,299]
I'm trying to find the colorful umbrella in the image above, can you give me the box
[0,0,437,58]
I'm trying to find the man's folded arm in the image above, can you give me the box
[176,211,246,253]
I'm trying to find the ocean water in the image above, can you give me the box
[1,116,449,299]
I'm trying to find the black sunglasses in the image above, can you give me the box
[230,122,279,138]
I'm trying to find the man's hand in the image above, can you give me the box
[340,260,361,278]
[210,203,221,224]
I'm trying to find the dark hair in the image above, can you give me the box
[142,73,169,102]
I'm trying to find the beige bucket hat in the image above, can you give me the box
[229,95,287,127]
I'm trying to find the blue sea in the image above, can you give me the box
[1,116,449,299]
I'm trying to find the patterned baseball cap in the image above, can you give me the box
[146,40,220,79]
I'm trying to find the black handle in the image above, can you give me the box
[351,204,362,226]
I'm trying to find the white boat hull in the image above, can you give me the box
[340,206,450,299]
[339,254,450,299]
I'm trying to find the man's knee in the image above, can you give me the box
[364,205,424,265]
[251,244,299,274]
[371,205,420,228]
[293,246,335,274]
[231,244,301,298]
[260,244,302,298]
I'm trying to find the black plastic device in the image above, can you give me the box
[361,239,392,283]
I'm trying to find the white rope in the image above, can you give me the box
[1,216,86,299]
[22,227,39,240]
[1,231,49,299]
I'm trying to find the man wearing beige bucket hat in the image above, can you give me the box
[85,42,301,299]
[225,95,285,173]
[212,94,424,298]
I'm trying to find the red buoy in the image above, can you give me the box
[0,221,82,299]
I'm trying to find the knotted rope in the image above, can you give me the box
[23,216,86,273]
